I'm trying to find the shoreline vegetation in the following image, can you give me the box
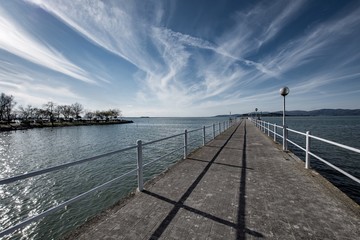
[0,92,134,132]
[0,119,133,132]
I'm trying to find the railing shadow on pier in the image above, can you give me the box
[144,121,263,239]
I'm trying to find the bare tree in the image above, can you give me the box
[84,110,94,120]
[54,105,62,121]
[18,105,34,119]
[59,105,72,120]
[94,110,103,120]
[71,102,83,119]
[108,109,119,118]
[43,101,56,126]
[0,93,16,123]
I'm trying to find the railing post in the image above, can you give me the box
[305,131,311,169]
[274,123,277,142]
[136,140,143,192]
[283,125,288,151]
[203,126,206,146]
[267,122,270,136]
[184,129,188,159]
[264,122,266,133]
[219,122,221,133]
[212,123,215,139]
[263,121,265,133]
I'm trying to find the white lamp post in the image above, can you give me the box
[280,86,290,151]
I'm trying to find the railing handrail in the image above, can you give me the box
[250,117,360,185]
[143,132,185,146]
[0,145,137,185]
[0,118,236,238]
[287,128,306,136]
[309,134,360,154]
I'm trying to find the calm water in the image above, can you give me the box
[0,117,228,239]
[0,116,359,239]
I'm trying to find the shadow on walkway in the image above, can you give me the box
[145,121,264,239]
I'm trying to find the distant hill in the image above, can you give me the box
[215,109,360,117]
[276,109,360,116]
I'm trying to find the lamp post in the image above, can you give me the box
[255,108,258,127]
[280,86,290,151]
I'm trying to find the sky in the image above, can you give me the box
[0,0,359,117]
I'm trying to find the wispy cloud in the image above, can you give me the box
[262,4,360,76]
[0,59,83,105]
[0,6,95,84]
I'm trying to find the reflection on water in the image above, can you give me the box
[0,117,228,239]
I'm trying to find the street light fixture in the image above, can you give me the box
[280,86,290,151]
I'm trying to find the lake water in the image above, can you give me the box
[0,116,359,239]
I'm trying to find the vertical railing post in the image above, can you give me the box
[219,122,221,133]
[212,123,215,139]
[283,125,288,151]
[305,131,311,169]
[263,121,265,133]
[274,123,277,142]
[264,122,266,133]
[184,129,188,159]
[136,140,143,192]
[203,126,206,146]
[267,122,270,136]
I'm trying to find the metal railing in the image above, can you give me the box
[249,118,360,185]
[0,119,237,238]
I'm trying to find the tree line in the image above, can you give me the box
[0,92,122,124]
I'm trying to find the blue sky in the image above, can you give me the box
[0,0,359,117]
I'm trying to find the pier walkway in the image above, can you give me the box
[67,120,359,239]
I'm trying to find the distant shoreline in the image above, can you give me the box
[0,120,134,132]
[216,108,360,118]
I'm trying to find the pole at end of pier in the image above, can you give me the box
[280,86,289,151]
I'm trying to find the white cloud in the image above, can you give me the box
[0,7,96,84]
[0,59,83,107]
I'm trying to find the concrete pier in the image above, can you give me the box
[66,120,359,239]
